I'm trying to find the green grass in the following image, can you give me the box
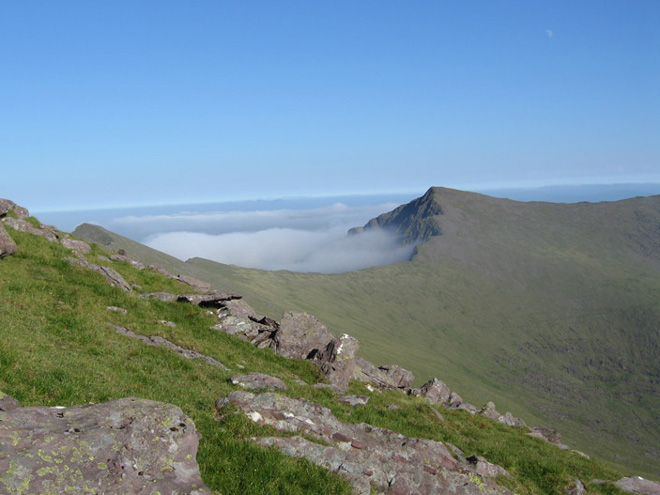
[0,222,641,494]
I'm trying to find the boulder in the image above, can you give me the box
[61,237,92,255]
[353,358,415,389]
[565,479,587,495]
[0,391,20,411]
[0,224,18,259]
[338,395,370,406]
[466,455,510,478]
[479,401,501,420]
[106,306,128,314]
[274,311,334,360]
[2,217,58,243]
[528,427,562,445]
[216,391,511,495]
[498,411,527,428]
[416,378,451,405]
[314,334,360,391]
[614,477,660,495]
[0,198,29,218]
[230,372,287,391]
[0,395,210,494]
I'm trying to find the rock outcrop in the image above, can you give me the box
[216,391,512,495]
[353,358,415,390]
[65,257,132,291]
[0,394,210,494]
[614,477,660,495]
[230,372,287,391]
[0,224,17,259]
[274,311,334,360]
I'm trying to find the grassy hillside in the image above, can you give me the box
[1,216,639,494]
[72,189,660,479]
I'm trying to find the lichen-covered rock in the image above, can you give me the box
[479,401,501,420]
[566,478,587,495]
[0,224,17,259]
[230,373,287,391]
[274,311,334,360]
[216,391,511,495]
[61,237,92,255]
[498,411,527,427]
[0,396,210,494]
[314,334,360,391]
[466,455,511,478]
[528,427,562,445]
[0,391,20,412]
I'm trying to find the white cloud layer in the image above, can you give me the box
[146,227,414,273]
[105,201,413,274]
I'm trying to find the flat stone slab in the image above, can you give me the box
[0,396,210,494]
[230,373,287,391]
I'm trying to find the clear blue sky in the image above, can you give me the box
[2,1,659,211]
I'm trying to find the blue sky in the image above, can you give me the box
[2,1,659,211]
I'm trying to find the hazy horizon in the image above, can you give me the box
[34,182,660,274]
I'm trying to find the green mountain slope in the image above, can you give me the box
[73,188,660,479]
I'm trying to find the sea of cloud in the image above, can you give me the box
[106,201,415,273]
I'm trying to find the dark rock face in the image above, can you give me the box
[0,224,17,259]
[349,187,443,244]
[314,334,360,391]
[0,395,210,494]
[216,391,511,495]
[230,373,287,391]
[274,312,334,360]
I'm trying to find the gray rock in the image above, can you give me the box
[566,478,587,495]
[528,427,562,445]
[339,395,370,406]
[0,198,29,219]
[219,298,260,320]
[0,391,20,411]
[107,323,229,370]
[139,292,179,302]
[479,401,501,420]
[353,358,415,389]
[314,334,360,391]
[158,320,177,328]
[61,238,92,255]
[217,391,510,495]
[0,224,18,259]
[230,373,287,391]
[65,257,132,291]
[615,477,660,495]
[274,311,334,360]
[498,411,527,428]
[0,396,210,494]
[417,378,451,405]
[466,455,510,478]
[106,306,128,314]
[2,217,58,243]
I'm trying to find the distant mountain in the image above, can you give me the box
[74,187,660,478]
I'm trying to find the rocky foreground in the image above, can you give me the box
[2,198,660,495]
